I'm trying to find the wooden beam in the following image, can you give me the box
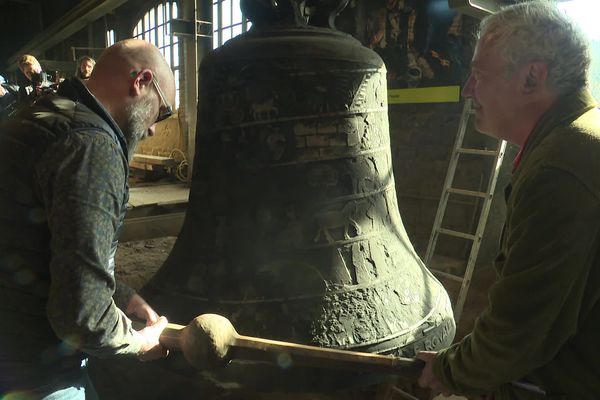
[4,0,128,71]
[121,212,185,242]
[132,154,177,167]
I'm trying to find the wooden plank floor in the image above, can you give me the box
[128,182,190,208]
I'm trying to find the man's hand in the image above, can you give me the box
[416,351,452,396]
[135,316,169,361]
[126,294,169,361]
[0,85,6,97]
[126,293,160,324]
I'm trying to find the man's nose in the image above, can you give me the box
[461,73,474,98]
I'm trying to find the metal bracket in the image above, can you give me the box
[447,0,500,19]
[196,20,213,38]
[172,18,194,36]
[171,18,212,38]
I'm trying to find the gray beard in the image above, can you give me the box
[123,95,154,160]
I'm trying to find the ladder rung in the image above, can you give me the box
[456,148,498,156]
[447,188,489,198]
[430,269,464,282]
[437,228,477,241]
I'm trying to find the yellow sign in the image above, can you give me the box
[388,86,461,104]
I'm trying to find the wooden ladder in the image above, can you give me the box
[424,99,507,322]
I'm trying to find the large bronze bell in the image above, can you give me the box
[142,0,454,392]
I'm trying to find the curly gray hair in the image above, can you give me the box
[479,0,590,95]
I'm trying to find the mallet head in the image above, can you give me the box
[180,313,238,369]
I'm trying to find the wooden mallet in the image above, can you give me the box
[147,313,425,380]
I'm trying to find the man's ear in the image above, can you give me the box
[522,61,548,94]
[130,69,153,97]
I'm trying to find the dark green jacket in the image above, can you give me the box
[434,90,600,400]
[0,78,142,392]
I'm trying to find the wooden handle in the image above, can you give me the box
[158,323,185,350]
[232,334,425,378]
[131,320,186,350]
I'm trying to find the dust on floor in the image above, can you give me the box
[115,236,176,290]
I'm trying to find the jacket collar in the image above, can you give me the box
[515,89,597,174]
[56,78,130,159]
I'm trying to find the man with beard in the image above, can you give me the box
[76,56,96,80]
[0,39,175,399]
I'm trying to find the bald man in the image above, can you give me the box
[0,39,175,399]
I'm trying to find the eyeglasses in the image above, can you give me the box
[151,76,173,123]
[131,71,173,123]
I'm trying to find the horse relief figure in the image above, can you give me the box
[313,201,362,244]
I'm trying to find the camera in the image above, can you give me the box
[30,71,57,97]
[30,71,51,88]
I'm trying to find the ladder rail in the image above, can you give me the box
[457,148,497,156]
[446,187,488,198]
[424,99,473,266]
[437,228,477,241]
[453,140,507,321]
[430,268,464,283]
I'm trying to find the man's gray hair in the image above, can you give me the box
[480,0,590,95]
